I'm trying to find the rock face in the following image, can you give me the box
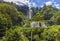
[0,0,3,2]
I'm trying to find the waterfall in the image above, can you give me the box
[31,21,40,27]
[30,21,47,28]
[27,7,33,19]
[40,22,47,28]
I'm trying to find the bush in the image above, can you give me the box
[0,3,24,26]
[41,25,60,41]
[1,26,44,41]
[1,25,60,41]
[0,3,24,38]
[0,14,12,38]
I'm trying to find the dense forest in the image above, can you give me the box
[0,1,60,41]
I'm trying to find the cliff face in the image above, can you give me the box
[0,0,3,2]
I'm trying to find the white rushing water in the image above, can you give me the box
[31,21,39,27]
[40,22,47,28]
[31,21,47,28]
[26,0,33,19]
[27,7,33,19]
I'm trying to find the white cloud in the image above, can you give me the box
[45,1,53,6]
[40,5,44,8]
[14,0,29,3]
[44,0,60,9]
[13,0,30,6]
[29,2,37,7]
[3,0,37,8]
[4,0,13,2]
[56,6,60,9]
[54,4,60,9]
[4,0,29,3]
[54,4,59,7]
[4,0,60,9]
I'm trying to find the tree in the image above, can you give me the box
[0,3,24,26]
[1,26,29,41]
[0,3,25,38]
[55,16,60,25]
[0,14,12,38]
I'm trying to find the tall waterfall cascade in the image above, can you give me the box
[26,0,33,19]
[27,7,33,19]
[23,1,47,28]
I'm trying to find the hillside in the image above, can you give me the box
[0,2,60,41]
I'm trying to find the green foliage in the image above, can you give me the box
[0,14,12,27]
[0,2,60,41]
[32,13,44,21]
[1,30,29,41]
[0,3,25,38]
[55,16,60,25]
[32,5,60,26]
[1,25,60,41]
[1,26,30,41]
[0,26,44,41]
[41,25,60,41]
[0,13,12,38]
[0,3,24,26]
[33,34,40,41]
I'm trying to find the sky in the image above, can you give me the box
[3,0,60,9]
